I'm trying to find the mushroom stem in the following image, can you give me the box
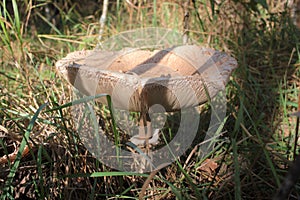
[130,112,160,146]
[138,112,152,140]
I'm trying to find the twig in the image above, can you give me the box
[273,154,300,200]
[139,169,159,200]
[293,90,300,158]
[97,0,109,47]
[183,0,190,45]
[138,163,167,199]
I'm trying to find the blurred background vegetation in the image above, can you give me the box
[0,0,300,199]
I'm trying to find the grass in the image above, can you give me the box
[0,0,300,199]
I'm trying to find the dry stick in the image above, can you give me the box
[138,163,167,200]
[183,0,190,45]
[293,91,300,158]
[97,0,109,48]
[139,168,159,200]
[273,154,300,200]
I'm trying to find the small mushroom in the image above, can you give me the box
[56,45,237,145]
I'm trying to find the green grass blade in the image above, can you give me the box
[106,95,121,165]
[232,139,241,200]
[63,171,149,178]
[37,145,45,199]
[1,103,48,200]
[0,1,14,56]
[46,93,108,112]
[161,133,202,198]
[11,0,21,39]
[35,11,62,35]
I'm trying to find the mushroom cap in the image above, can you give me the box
[56,45,237,112]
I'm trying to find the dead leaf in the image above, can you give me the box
[198,159,218,175]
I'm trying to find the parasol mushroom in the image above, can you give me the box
[56,45,237,146]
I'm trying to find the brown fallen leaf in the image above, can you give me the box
[198,158,218,175]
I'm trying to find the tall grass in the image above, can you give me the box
[0,0,299,199]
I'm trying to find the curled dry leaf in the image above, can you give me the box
[198,158,218,175]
